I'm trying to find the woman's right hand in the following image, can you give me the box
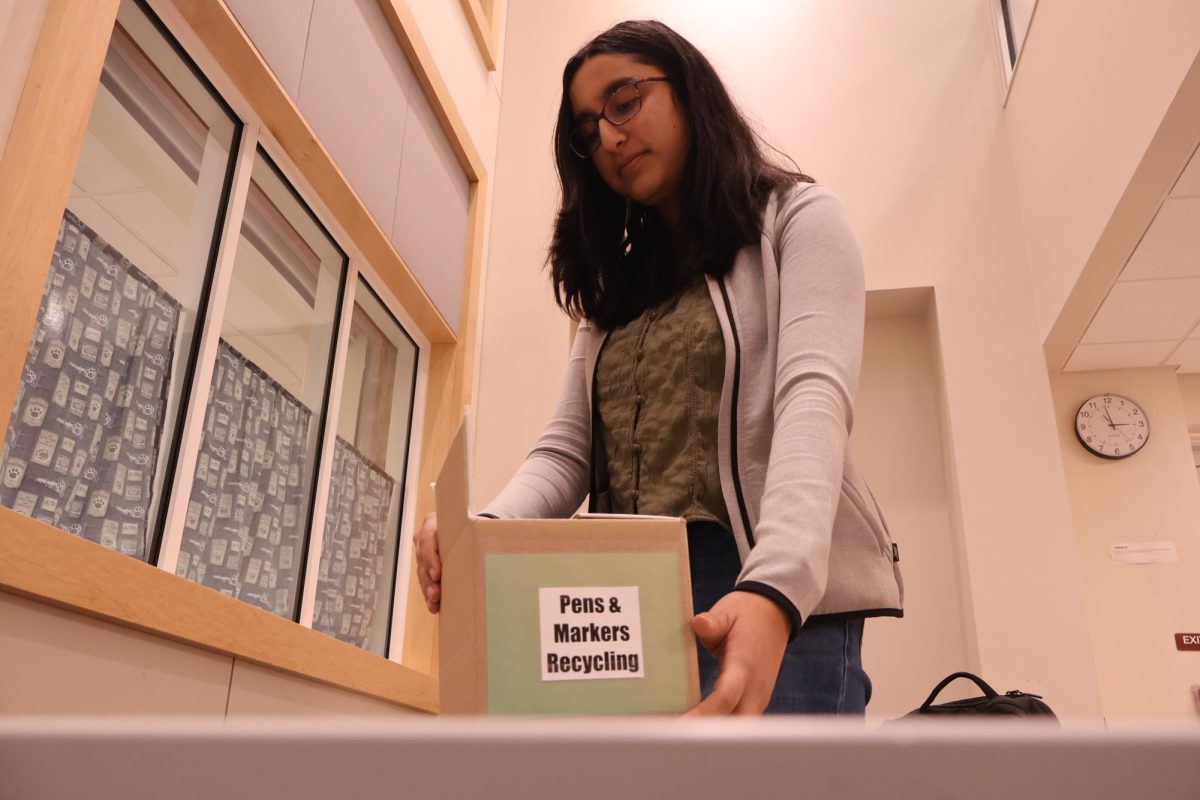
[414,511,441,613]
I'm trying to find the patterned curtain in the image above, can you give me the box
[0,209,181,559]
[176,340,313,618]
[313,436,396,647]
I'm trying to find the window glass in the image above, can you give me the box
[176,149,346,619]
[0,0,239,560]
[313,278,418,654]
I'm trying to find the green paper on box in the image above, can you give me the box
[435,416,699,715]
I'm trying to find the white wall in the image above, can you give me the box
[1006,0,1200,341]
[1049,368,1200,720]
[480,0,1104,716]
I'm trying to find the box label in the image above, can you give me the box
[486,552,690,715]
[538,586,644,681]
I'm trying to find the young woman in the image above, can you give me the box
[416,20,903,715]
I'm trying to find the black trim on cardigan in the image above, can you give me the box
[734,580,801,641]
[807,608,904,623]
[717,279,755,550]
[588,330,614,513]
[734,580,906,643]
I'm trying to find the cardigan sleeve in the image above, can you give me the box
[478,323,595,520]
[734,185,865,632]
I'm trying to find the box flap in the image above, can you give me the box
[435,412,473,557]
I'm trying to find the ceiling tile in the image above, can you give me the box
[1166,339,1200,373]
[1119,197,1200,280]
[1081,278,1200,343]
[1172,141,1200,197]
[1064,341,1178,372]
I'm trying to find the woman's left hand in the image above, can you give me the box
[684,591,791,715]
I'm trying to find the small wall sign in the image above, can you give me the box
[1175,633,1200,651]
[1110,542,1178,564]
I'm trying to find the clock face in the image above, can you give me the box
[1075,394,1150,459]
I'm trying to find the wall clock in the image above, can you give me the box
[1074,394,1150,459]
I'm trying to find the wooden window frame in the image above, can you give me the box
[458,0,505,72]
[0,0,490,713]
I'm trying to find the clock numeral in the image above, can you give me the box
[1082,411,1090,418]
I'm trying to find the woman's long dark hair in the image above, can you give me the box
[550,20,813,329]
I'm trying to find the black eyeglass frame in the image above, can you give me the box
[568,76,671,158]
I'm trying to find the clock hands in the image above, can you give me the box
[1101,407,1131,428]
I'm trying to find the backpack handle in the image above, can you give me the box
[920,671,1000,709]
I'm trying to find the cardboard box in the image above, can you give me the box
[435,420,699,715]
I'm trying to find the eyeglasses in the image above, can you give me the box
[568,76,671,158]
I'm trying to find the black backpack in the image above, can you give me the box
[899,672,1058,721]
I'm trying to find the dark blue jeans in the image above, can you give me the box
[688,520,871,715]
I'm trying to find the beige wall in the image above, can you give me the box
[1006,0,1200,341]
[1177,374,1200,424]
[479,0,1104,716]
[853,307,972,719]
[1049,368,1200,720]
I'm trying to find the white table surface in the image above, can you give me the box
[1,716,1198,799]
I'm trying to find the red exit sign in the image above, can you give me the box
[1177,634,1200,651]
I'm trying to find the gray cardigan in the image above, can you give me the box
[482,182,904,632]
